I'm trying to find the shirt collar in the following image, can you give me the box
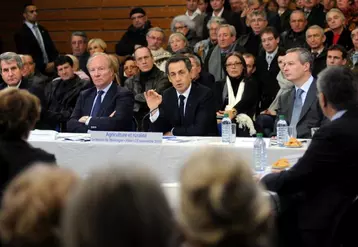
[295,75,314,93]
[331,110,347,121]
[8,80,21,88]
[266,47,279,58]
[185,8,202,18]
[25,21,37,29]
[212,8,224,17]
[312,47,324,55]
[176,83,192,99]
[97,82,113,94]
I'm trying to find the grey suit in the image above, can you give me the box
[274,79,326,138]
[192,14,206,39]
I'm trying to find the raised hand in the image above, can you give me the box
[144,90,162,111]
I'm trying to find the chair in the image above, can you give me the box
[331,195,358,247]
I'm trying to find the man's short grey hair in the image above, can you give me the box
[306,25,324,37]
[248,10,267,21]
[290,10,306,20]
[171,15,196,32]
[186,54,201,67]
[146,27,165,39]
[286,48,313,72]
[317,66,358,110]
[71,31,88,43]
[0,52,23,72]
[217,24,237,37]
[326,8,345,23]
[207,17,226,30]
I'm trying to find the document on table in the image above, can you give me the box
[28,130,58,141]
[56,133,91,142]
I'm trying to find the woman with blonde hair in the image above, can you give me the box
[168,32,190,54]
[88,38,107,55]
[179,148,273,247]
[65,54,90,81]
[0,164,78,247]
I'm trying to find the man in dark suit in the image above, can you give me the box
[261,66,358,247]
[14,4,58,75]
[303,0,326,28]
[277,0,292,32]
[67,53,134,133]
[256,27,286,112]
[281,10,308,50]
[187,54,215,91]
[71,31,90,75]
[144,55,217,136]
[306,25,327,77]
[274,48,325,138]
[0,52,48,129]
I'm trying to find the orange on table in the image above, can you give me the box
[285,137,302,147]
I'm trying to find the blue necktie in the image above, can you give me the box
[290,89,304,127]
[91,90,104,117]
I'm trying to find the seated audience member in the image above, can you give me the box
[0,52,48,129]
[322,0,335,13]
[108,54,121,85]
[215,52,258,136]
[266,0,279,13]
[349,27,358,72]
[296,0,305,9]
[205,24,244,81]
[67,53,134,133]
[145,55,217,136]
[194,17,226,62]
[256,27,286,112]
[168,32,190,54]
[119,56,139,86]
[306,25,327,77]
[237,10,268,57]
[261,66,358,247]
[62,166,177,247]
[115,8,152,58]
[198,0,208,13]
[71,31,90,75]
[187,54,215,90]
[326,44,348,66]
[146,27,171,72]
[125,46,171,131]
[65,54,90,81]
[87,38,107,55]
[45,55,89,131]
[243,53,256,77]
[0,165,78,247]
[0,88,56,196]
[281,10,308,50]
[256,53,293,136]
[171,15,200,48]
[277,0,292,32]
[185,0,206,38]
[179,148,273,247]
[274,48,325,138]
[325,8,353,51]
[303,0,326,27]
[20,54,49,88]
[245,0,281,32]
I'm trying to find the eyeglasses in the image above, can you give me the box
[131,15,145,20]
[175,25,187,31]
[226,62,242,68]
[148,36,163,42]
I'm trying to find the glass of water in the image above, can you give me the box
[230,123,236,143]
[287,126,297,139]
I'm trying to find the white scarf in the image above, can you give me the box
[225,76,245,111]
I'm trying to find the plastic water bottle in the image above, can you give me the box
[253,133,267,172]
[277,115,288,147]
[221,113,232,143]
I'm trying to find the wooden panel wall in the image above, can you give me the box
[33,0,187,54]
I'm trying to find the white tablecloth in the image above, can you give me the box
[29,135,307,183]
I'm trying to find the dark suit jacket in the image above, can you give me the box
[215,77,258,118]
[193,71,216,91]
[202,9,235,39]
[0,138,56,198]
[312,49,327,78]
[325,28,354,52]
[256,48,285,111]
[150,83,217,136]
[306,4,326,28]
[14,23,58,73]
[67,83,134,133]
[280,9,292,32]
[262,108,358,239]
[275,79,325,138]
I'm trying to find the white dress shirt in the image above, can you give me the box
[331,110,347,121]
[266,47,278,69]
[150,84,192,123]
[294,76,314,105]
[212,7,224,17]
[24,21,48,63]
[185,9,202,20]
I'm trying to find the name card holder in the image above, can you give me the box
[90,131,163,144]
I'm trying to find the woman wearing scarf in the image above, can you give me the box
[215,52,258,136]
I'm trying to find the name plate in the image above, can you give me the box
[90,131,163,144]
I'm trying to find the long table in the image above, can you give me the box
[29,135,307,183]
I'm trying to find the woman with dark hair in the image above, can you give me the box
[0,88,56,197]
[215,52,258,136]
[179,148,274,247]
[119,56,139,86]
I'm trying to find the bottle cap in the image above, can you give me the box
[224,113,229,118]
[279,115,285,120]
[257,133,263,137]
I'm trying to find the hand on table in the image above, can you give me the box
[164,131,173,136]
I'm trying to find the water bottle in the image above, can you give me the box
[277,115,288,147]
[221,113,232,143]
[253,133,267,172]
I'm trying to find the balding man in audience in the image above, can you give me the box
[67,53,134,133]
[146,27,171,72]
[306,25,327,77]
[71,31,90,75]
[115,8,152,58]
[281,10,308,50]
[326,44,348,67]
[261,66,358,247]
[20,54,48,88]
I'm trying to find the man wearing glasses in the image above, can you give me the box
[14,4,58,76]
[115,8,152,59]
[146,27,171,72]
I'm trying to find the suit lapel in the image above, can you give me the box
[298,81,317,122]
[287,88,295,123]
[85,89,97,115]
[23,24,40,45]
[98,83,117,117]
[184,84,197,125]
